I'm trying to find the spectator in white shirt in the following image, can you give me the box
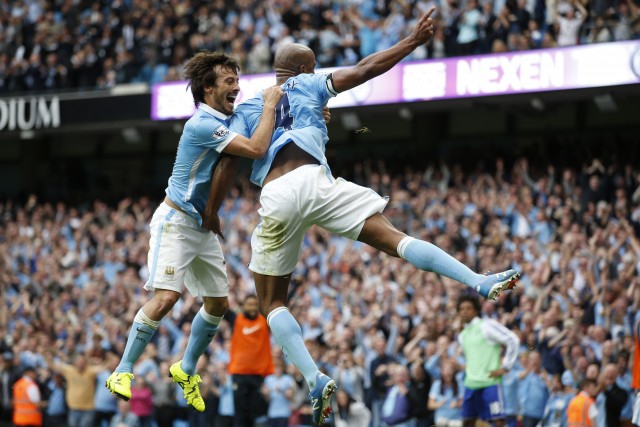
[556,0,588,46]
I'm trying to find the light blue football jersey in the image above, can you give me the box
[165,103,238,224]
[230,73,337,187]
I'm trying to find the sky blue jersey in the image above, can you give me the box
[165,103,238,225]
[230,73,338,187]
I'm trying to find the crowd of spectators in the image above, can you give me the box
[0,155,639,427]
[1,0,639,94]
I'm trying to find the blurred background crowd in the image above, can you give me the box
[1,0,640,93]
[0,155,639,426]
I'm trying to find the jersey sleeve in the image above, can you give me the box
[230,101,261,138]
[307,73,338,105]
[193,118,239,153]
[482,318,520,370]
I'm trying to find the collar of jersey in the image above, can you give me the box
[468,317,481,326]
[199,103,229,120]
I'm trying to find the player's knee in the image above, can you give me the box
[218,298,230,314]
[259,301,283,318]
[359,214,405,257]
[153,291,180,315]
[384,242,402,257]
[203,297,229,317]
[372,235,404,257]
[258,301,270,318]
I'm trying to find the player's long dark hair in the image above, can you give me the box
[183,51,240,107]
[440,361,460,397]
[457,294,482,315]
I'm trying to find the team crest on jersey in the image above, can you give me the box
[213,126,230,139]
[164,266,175,278]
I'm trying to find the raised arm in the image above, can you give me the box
[44,351,68,374]
[330,6,436,93]
[221,86,283,159]
[344,7,367,30]
[574,0,588,20]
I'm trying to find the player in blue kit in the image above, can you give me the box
[105,51,283,412]
[209,6,520,425]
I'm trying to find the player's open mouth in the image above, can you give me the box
[227,94,237,104]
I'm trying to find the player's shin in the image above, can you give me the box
[397,237,484,287]
[116,308,159,373]
[267,306,320,388]
[181,306,222,375]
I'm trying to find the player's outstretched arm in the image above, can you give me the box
[222,86,283,159]
[331,6,436,93]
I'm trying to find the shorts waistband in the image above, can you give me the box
[157,201,200,228]
[262,164,327,190]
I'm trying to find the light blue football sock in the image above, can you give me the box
[181,307,222,375]
[397,237,484,287]
[267,307,320,389]
[116,309,159,373]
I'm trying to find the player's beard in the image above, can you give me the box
[243,311,258,320]
[217,91,237,115]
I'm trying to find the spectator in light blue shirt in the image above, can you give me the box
[263,358,295,427]
[94,358,119,427]
[428,360,464,426]
[615,351,634,422]
[425,336,450,380]
[109,400,139,427]
[98,250,125,286]
[19,339,47,371]
[333,352,366,403]
[542,374,573,427]
[132,350,159,382]
[561,350,589,391]
[218,373,235,421]
[502,355,523,427]
[457,0,482,54]
[45,373,67,426]
[159,318,187,358]
[344,8,382,58]
[518,352,550,427]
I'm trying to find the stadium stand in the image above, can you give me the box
[0,156,639,426]
[1,0,639,93]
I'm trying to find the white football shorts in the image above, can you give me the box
[249,164,388,276]
[144,202,229,297]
